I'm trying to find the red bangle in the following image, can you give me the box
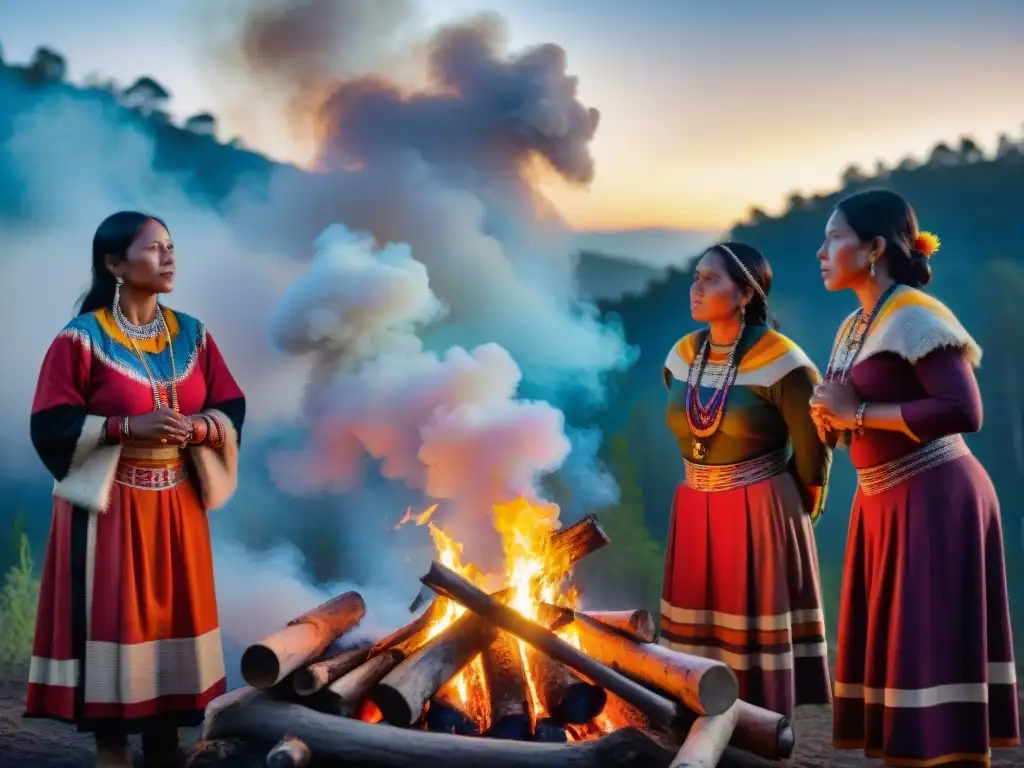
[105,417,122,444]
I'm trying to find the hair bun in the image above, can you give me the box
[907,250,933,287]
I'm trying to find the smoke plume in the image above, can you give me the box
[0,0,627,643]
[267,225,574,558]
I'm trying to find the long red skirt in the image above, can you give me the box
[660,472,832,716]
[833,454,1019,766]
[25,458,226,731]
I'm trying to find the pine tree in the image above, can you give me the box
[0,532,40,663]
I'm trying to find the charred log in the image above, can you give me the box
[533,718,568,743]
[420,561,683,726]
[482,632,531,740]
[324,649,404,717]
[241,591,366,690]
[370,612,498,727]
[427,682,483,737]
[204,692,674,768]
[265,736,311,768]
[734,700,795,760]
[534,657,606,725]
[291,642,371,696]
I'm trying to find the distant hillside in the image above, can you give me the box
[600,137,1024,557]
[573,227,719,269]
[574,249,666,301]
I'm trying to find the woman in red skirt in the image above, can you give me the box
[26,211,245,768]
[812,188,1019,766]
[660,242,833,716]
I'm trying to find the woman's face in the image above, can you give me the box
[110,219,176,294]
[690,250,745,323]
[817,210,871,292]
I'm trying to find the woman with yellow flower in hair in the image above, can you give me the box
[811,189,1019,766]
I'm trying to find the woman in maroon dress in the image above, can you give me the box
[27,212,245,768]
[811,189,1018,767]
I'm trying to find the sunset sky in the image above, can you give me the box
[2,0,1023,231]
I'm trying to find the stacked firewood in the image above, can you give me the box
[203,516,795,767]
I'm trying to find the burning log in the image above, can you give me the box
[409,514,610,613]
[582,609,657,643]
[370,612,498,727]
[533,718,568,743]
[668,702,739,768]
[266,736,312,768]
[325,649,404,717]
[291,642,371,696]
[421,561,684,726]
[371,600,443,656]
[204,693,674,768]
[548,513,611,565]
[733,701,795,760]
[427,684,482,737]
[534,659,606,725]
[482,632,531,740]
[558,609,738,717]
[241,591,366,690]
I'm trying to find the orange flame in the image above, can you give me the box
[413,497,597,732]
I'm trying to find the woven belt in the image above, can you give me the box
[684,449,790,492]
[115,461,189,491]
[121,443,183,461]
[856,434,970,496]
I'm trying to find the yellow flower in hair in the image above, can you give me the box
[913,231,940,258]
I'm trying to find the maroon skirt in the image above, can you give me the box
[834,449,1020,766]
[660,468,831,716]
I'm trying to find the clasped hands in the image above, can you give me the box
[809,381,860,441]
[129,407,198,445]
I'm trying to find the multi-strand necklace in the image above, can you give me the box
[684,321,744,461]
[114,303,180,412]
[824,284,898,384]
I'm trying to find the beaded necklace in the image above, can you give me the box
[114,305,180,412]
[824,284,898,384]
[684,319,744,461]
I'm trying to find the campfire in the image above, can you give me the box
[202,503,796,767]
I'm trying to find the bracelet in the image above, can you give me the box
[199,414,215,446]
[121,416,131,441]
[854,402,867,434]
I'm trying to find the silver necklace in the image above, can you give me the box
[113,299,165,340]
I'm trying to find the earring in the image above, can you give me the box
[114,276,124,308]
[869,260,876,278]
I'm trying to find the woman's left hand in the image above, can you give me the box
[810,382,861,431]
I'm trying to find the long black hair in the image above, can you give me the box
[705,241,778,328]
[77,211,168,316]
[834,189,931,288]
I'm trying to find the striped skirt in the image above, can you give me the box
[25,455,225,731]
[660,466,831,716]
[834,443,1020,766]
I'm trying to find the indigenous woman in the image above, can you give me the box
[660,242,833,716]
[812,189,1019,766]
[26,212,245,768]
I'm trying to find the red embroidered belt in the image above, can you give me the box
[114,460,189,490]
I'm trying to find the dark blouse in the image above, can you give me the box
[848,347,982,469]
[664,325,831,518]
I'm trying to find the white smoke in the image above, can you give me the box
[267,225,574,557]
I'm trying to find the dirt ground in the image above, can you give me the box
[2,662,1022,767]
